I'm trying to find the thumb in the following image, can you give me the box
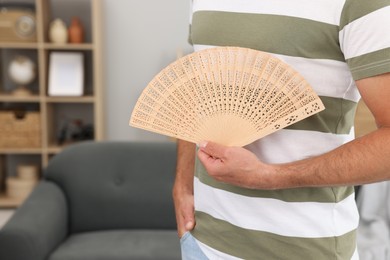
[185,220,195,231]
[183,213,195,231]
[198,141,226,159]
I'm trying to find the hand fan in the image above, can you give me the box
[129,46,325,147]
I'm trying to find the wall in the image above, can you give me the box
[102,0,193,142]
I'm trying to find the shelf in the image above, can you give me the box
[0,42,39,49]
[0,194,24,208]
[44,43,94,50]
[47,141,83,154]
[0,42,93,50]
[0,82,96,105]
[0,0,104,208]
[47,147,61,154]
[0,148,43,154]
[46,145,64,154]
[45,95,95,103]
[0,94,41,103]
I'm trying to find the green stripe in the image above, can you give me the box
[340,0,390,30]
[191,11,344,61]
[287,96,358,134]
[195,158,355,203]
[192,211,356,260]
[346,47,390,80]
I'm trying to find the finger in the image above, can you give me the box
[198,141,227,159]
[185,220,195,231]
[197,149,225,177]
[178,212,195,237]
[180,203,195,227]
[197,148,212,163]
[197,148,221,165]
[183,208,195,229]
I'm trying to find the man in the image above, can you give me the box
[174,0,390,259]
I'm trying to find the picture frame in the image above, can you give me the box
[48,52,84,96]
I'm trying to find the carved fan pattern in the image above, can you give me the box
[130,47,325,146]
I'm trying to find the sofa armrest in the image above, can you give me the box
[0,181,68,260]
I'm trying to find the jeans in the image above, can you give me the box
[180,232,209,260]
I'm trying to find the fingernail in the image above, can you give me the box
[197,141,207,148]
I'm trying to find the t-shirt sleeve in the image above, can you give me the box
[339,0,390,80]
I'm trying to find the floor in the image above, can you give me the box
[0,210,14,229]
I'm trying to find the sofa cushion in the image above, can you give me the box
[48,230,181,260]
[44,141,177,233]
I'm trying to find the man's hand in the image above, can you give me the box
[197,141,276,189]
[173,188,195,238]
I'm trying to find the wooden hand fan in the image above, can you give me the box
[129,47,325,146]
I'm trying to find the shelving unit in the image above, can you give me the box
[0,0,104,208]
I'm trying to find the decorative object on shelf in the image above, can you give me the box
[130,46,325,147]
[48,52,84,96]
[6,164,38,200]
[57,118,94,145]
[7,55,36,96]
[49,18,68,44]
[68,16,84,43]
[17,164,39,182]
[0,110,41,148]
[0,3,36,42]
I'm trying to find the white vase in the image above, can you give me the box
[49,18,68,43]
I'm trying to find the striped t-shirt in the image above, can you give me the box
[188,0,390,259]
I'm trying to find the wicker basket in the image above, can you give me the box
[6,177,37,199]
[0,111,41,148]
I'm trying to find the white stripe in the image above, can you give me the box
[193,44,216,52]
[192,0,345,25]
[246,128,355,164]
[195,239,243,260]
[273,54,359,102]
[340,6,390,59]
[194,44,360,102]
[194,178,359,238]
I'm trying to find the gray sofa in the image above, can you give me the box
[0,141,181,260]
